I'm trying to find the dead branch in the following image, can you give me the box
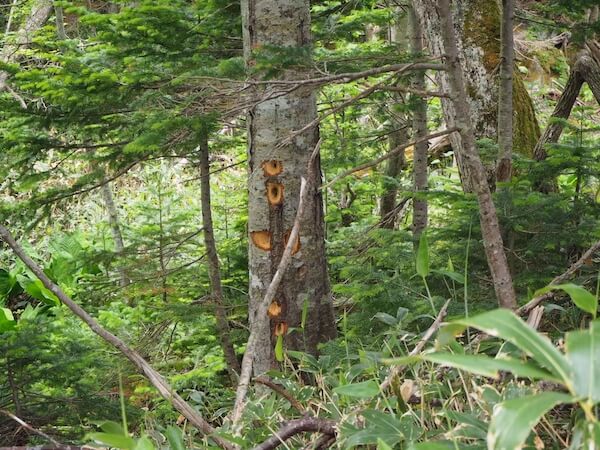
[380,299,451,391]
[251,417,337,450]
[254,377,307,415]
[0,410,65,449]
[517,239,600,315]
[0,226,234,450]
[322,127,459,190]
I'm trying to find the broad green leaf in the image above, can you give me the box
[334,380,379,398]
[166,426,186,450]
[0,307,16,332]
[133,436,155,450]
[20,277,60,306]
[0,269,16,298]
[535,284,597,318]
[87,432,136,449]
[439,309,571,387]
[565,320,600,402]
[274,334,284,362]
[96,420,126,435]
[416,231,429,278]
[377,438,393,450]
[488,392,574,450]
[344,410,404,448]
[422,353,559,381]
[374,312,398,326]
[408,442,457,449]
[433,269,465,284]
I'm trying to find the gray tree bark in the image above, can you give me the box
[241,0,336,375]
[410,4,429,242]
[435,0,517,309]
[496,0,514,183]
[198,133,241,383]
[100,182,129,287]
[413,0,539,192]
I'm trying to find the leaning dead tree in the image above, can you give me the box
[534,8,600,162]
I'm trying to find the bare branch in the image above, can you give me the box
[251,417,336,450]
[0,226,235,450]
[517,240,600,315]
[380,299,451,391]
[322,127,459,190]
[0,409,65,448]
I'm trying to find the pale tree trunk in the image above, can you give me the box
[198,133,241,383]
[241,0,336,375]
[436,0,517,309]
[380,11,409,229]
[0,0,52,103]
[496,0,514,183]
[413,0,539,192]
[100,181,130,287]
[410,4,428,242]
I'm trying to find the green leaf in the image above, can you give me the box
[166,426,186,450]
[422,353,559,381]
[133,436,155,450]
[374,312,398,326]
[433,269,465,284]
[334,380,379,398]
[439,309,572,387]
[416,231,429,278]
[488,392,574,450]
[535,284,598,318]
[274,334,284,362]
[86,432,136,449]
[20,277,60,306]
[0,307,16,332]
[344,410,404,448]
[377,438,393,450]
[565,320,600,402]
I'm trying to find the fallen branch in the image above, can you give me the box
[380,299,451,391]
[0,410,65,449]
[251,417,337,450]
[322,128,459,190]
[517,239,600,315]
[0,226,234,450]
[254,377,307,415]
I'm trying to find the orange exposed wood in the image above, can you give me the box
[267,301,282,318]
[261,160,283,176]
[250,230,272,251]
[274,322,288,336]
[267,182,284,205]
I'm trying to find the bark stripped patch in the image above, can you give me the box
[250,230,272,251]
[261,160,283,176]
[267,300,282,318]
[266,182,284,206]
[274,322,288,336]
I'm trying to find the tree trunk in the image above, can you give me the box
[496,0,514,183]
[241,0,336,375]
[410,4,429,242]
[413,0,540,192]
[380,11,409,229]
[198,133,241,383]
[380,126,408,229]
[100,182,129,287]
[0,0,52,97]
[435,0,517,309]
